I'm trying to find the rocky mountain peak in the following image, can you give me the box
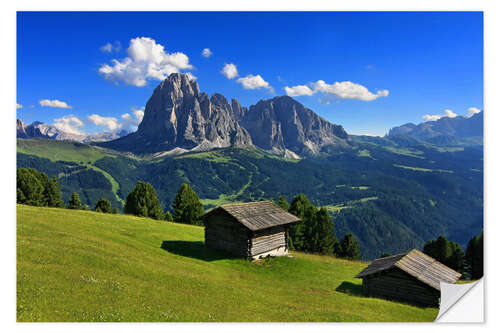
[157,72,200,97]
[240,95,349,156]
[101,73,252,154]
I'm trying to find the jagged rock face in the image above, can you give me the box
[102,73,252,153]
[231,98,247,121]
[240,96,349,156]
[17,119,28,138]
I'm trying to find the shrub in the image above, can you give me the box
[164,210,173,222]
[337,233,361,260]
[68,192,82,210]
[95,198,113,213]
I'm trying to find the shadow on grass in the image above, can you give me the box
[335,281,365,297]
[160,240,236,262]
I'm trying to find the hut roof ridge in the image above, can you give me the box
[203,201,300,231]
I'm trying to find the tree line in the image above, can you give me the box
[17,168,204,224]
[17,168,119,213]
[420,232,483,280]
[277,194,361,260]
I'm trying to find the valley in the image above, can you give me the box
[16,73,484,260]
[17,133,483,260]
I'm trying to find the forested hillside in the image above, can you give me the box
[17,137,483,259]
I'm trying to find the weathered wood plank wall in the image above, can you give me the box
[363,268,440,307]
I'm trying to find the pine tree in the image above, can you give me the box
[172,183,204,225]
[124,181,164,220]
[448,245,465,273]
[466,231,483,279]
[95,198,113,213]
[17,188,26,203]
[164,210,173,222]
[68,192,82,210]
[338,233,361,260]
[423,235,451,264]
[314,207,338,255]
[36,171,50,206]
[303,204,319,252]
[288,194,313,251]
[17,168,45,206]
[423,235,465,273]
[45,176,63,207]
[276,195,289,211]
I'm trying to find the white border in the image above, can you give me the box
[2,1,498,332]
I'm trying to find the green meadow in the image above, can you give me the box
[17,138,113,164]
[17,205,438,322]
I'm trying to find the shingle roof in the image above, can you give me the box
[355,249,462,290]
[203,201,301,231]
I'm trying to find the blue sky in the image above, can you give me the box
[16,11,483,136]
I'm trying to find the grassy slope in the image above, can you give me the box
[17,139,111,163]
[17,205,438,322]
[17,139,124,205]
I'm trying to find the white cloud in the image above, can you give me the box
[131,106,144,122]
[87,106,145,133]
[121,106,145,131]
[16,103,23,109]
[282,79,389,101]
[99,37,194,87]
[221,63,238,79]
[53,115,84,135]
[444,109,457,118]
[201,48,212,58]
[100,41,121,53]
[236,74,272,91]
[422,114,442,121]
[87,114,120,131]
[39,99,72,109]
[467,107,482,117]
[313,80,389,101]
[284,85,314,97]
[423,109,458,122]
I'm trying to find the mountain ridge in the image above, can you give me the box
[387,112,483,145]
[16,118,127,143]
[97,73,349,157]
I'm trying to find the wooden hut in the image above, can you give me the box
[202,201,300,260]
[355,249,462,307]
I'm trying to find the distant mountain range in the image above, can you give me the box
[16,118,128,143]
[17,73,483,156]
[387,112,483,146]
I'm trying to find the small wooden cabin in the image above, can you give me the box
[203,201,300,260]
[355,249,461,307]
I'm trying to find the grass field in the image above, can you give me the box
[17,205,438,322]
[325,196,379,214]
[393,164,454,173]
[17,139,112,164]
